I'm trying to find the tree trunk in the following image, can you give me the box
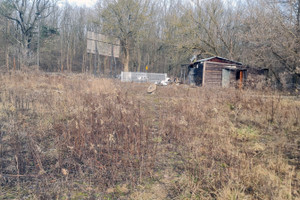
[5,19,9,72]
[66,51,69,72]
[82,53,86,73]
[297,0,300,32]
[60,35,64,72]
[137,46,141,72]
[89,53,92,74]
[124,47,130,72]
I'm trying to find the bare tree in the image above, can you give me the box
[98,0,153,72]
[0,0,56,66]
[238,0,300,86]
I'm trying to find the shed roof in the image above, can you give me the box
[195,56,242,65]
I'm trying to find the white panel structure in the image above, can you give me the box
[87,31,120,58]
[121,72,168,83]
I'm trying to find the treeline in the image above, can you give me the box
[0,0,299,86]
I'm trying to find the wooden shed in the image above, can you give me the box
[188,56,247,87]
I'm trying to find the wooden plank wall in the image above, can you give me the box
[204,62,226,86]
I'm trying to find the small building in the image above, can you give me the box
[188,56,247,87]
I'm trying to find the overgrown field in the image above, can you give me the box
[0,72,299,199]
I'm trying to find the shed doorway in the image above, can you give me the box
[222,69,230,87]
[188,63,203,86]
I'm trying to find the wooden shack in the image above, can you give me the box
[188,56,247,87]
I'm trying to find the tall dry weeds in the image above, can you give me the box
[0,72,155,199]
[0,72,299,199]
[153,86,299,199]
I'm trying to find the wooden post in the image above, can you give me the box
[112,45,117,77]
[180,67,183,82]
[109,55,112,77]
[82,53,85,73]
[98,55,101,76]
[202,62,206,86]
[184,67,186,84]
[239,71,243,89]
[104,56,108,75]
[89,53,92,74]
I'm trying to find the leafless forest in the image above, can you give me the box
[0,0,299,199]
[0,0,300,84]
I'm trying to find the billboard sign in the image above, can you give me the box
[87,31,120,58]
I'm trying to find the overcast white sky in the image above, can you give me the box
[64,0,97,7]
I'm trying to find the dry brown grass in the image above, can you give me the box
[0,72,299,199]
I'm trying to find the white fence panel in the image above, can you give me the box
[121,72,167,83]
